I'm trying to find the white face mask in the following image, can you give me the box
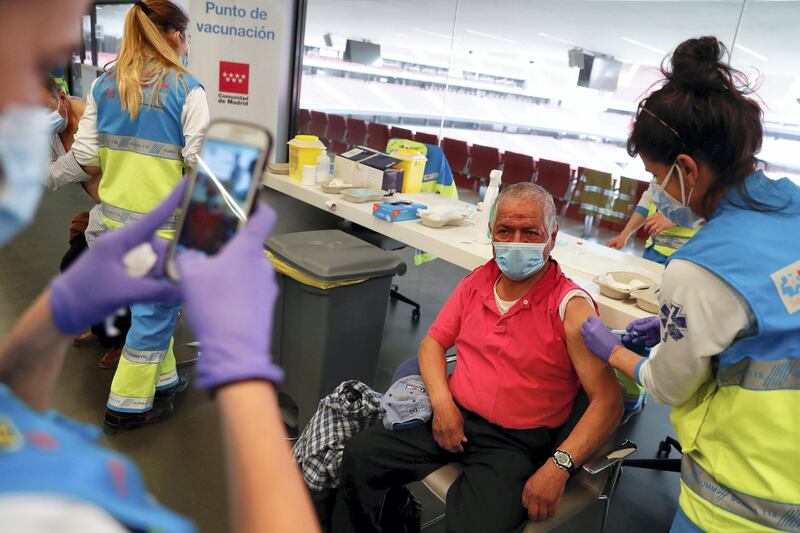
[0,106,49,246]
[651,163,705,229]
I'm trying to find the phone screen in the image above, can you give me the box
[176,138,263,256]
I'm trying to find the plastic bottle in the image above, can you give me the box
[315,152,331,184]
[475,169,502,243]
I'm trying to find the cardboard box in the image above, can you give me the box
[354,153,405,193]
[333,146,379,184]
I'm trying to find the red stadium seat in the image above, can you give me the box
[536,158,573,211]
[326,114,346,144]
[501,151,535,185]
[345,118,368,147]
[309,110,328,140]
[441,137,472,190]
[367,122,390,152]
[414,131,440,145]
[297,108,311,134]
[389,126,414,141]
[468,144,501,181]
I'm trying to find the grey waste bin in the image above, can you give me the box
[266,230,404,428]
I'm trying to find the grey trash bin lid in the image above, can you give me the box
[266,230,404,282]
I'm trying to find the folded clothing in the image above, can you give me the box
[382,375,432,431]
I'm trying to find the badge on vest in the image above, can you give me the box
[0,416,23,452]
[771,260,800,314]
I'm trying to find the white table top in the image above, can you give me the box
[264,172,664,328]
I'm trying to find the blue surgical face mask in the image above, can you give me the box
[0,106,49,247]
[47,103,67,134]
[493,239,549,281]
[652,164,705,229]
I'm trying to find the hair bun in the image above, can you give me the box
[667,36,730,93]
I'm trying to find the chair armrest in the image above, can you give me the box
[582,439,638,475]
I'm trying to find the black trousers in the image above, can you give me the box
[60,234,130,348]
[334,407,557,533]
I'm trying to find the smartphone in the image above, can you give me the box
[167,120,272,280]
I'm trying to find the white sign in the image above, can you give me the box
[188,0,294,160]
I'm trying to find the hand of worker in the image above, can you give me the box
[624,316,661,348]
[606,234,627,250]
[644,212,675,236]
[432,399,467,453]
[522,461,568,521]
[49,181,185,335]
[579,316,622,362]
[176,202,284,390]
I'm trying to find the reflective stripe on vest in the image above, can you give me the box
[718,358,800,391]
[102,203,177,231]
[682,454,800,532]
[98,132,183,161]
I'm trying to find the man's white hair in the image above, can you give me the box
[489,182,557,234]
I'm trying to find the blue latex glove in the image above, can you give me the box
[49,182,186,335]
[580,315,622,362]
[176,202,284,390]
[624,316,661,348]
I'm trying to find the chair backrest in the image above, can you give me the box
[468,144,501,180]
[298,108,311,134]
[501,151,535,186]
[367,122,390,152]
[326,114,346,144]
[441,137,469,174]
[309,110,328,139]
[390,126,414,142]
[345,118,368,147]
[414,131,440,146]
[535,158,572,199]
[578,168,614,218]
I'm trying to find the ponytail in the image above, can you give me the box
[113,0,189,120]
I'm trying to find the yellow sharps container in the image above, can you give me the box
[287,135,326,181]
[391,148,427,193]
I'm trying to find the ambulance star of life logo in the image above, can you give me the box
[660,301,687,342]
[219,61,249,95]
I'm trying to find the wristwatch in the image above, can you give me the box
[552,449,576,474]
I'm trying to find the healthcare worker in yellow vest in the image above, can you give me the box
[581,36,800,532]
[607,187,700,264]
[72,0,209,433]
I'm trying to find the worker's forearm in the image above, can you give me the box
[418,336,452,409]
[217,381,320,533]
[620,212,646,239]
[0,290,70,410]
[608,345,645,384]
[556,393,623,466]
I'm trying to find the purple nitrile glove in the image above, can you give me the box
[175,202,284,390]
[580,315,622,362]
[624,316,661,348]
[49,181,186,335]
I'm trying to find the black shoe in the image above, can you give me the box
[103,401,175,435]
[155,372,190,402]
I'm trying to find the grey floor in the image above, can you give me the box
[0,185,678,532]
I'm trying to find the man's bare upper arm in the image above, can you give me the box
[562,297,620,402]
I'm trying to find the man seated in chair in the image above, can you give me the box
[334,183,623,533]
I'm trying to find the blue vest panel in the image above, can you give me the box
[669,171,800,367]
[0,385,195,532]
[93,69,201,149]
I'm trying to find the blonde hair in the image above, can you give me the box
[112,0,189,119]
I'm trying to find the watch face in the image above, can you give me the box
[555,451,571,467]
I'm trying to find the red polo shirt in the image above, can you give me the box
[427,259,594,429]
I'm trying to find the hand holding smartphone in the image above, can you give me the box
[167,120,272,280]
